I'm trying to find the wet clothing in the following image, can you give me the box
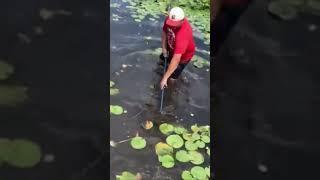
[159,53,188,79]
[162,17,195,64]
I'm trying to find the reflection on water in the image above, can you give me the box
[110,0,210,179]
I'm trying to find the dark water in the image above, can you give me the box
[110,0,210,179]
[0,1,107,179]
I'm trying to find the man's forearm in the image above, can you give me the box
[163,55,180,80]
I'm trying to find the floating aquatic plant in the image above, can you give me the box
[116,171,142,180]
[130,136,147,150]
[0,85,28,106]
[110,105,124,115]
[191,166,207,180]
[175,150,190,162]
[110,88,120,96]
[110,80,115,87]
[201,135,210,143]
[142,120,153,130]
[0,139,42,168]
[192,55,210,69]
[189,151,204,165]
[159,123,174,135]
[185,140,198,151]
[205,166,210,178]
[174,126,187,134]
[155,142,173,156]
[0,60,14,80]
[166,135,184,149]
[159,154,175,168]
[181,170,194,180]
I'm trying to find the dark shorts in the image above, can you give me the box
[159,53,189,79]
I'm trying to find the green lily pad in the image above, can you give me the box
[155,142,173,156]
[189,151,204,165]
[110,105,124,115]
[193,60,204,68]
[205,167,210,177]
[0,138,11,164]
[6,139,42,168]
[196,140,206,148]
[166,135,184,149]
[110,81,115,87]
[0,85,28,106]
[192,133,201,141]
[0,61,14,80]
[159,123,174,135]
[116,171,137,180]
[174,126,187,134]
[199,125,210,132]
[130,136,146,150]
[191,124,200,133]
[175,150,190,162]
[207,148,210,156]
[182,132,193,141]
[201,135,210,143]
[268,1,298,20]
[191,166,207,180]
[181,170,194,180]
[159,154,175,168]
[110,88,120,96]
[185,141,198,151]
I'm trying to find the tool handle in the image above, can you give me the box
[160,56,168,112]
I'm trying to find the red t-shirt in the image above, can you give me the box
[162,18,195,64]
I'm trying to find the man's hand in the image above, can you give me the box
[162,49,168,58]
[160,77,168,90]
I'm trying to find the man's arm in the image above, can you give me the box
[160,54,181,89]
[161,30,168,56]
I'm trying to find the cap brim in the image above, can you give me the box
[166,18,182,27]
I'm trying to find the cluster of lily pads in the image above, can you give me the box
[121,0,210,44]
[110,80,126,115]
[0,60,28,106]
[0,138,42,168]
[192,55,210,69]
[117,123,211,180]
[268,0,320,20]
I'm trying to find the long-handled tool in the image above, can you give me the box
[160,55,168,113]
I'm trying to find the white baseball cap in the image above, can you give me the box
[166,7,185,27]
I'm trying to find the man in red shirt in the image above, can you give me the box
[160,7,196,90]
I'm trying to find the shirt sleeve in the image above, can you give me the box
[174,32,189,54]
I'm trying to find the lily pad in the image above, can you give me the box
[196,140,206,149]
[0,60,14,80]
[268,1,298,20]
[0,138,11,164]
[110,88,120,95]
[207,148,210,156]
[166,135,184,149]
[174,126,187,134]
[0,85,28,106]
[110,105,124,115]
[191,166,207,180]
[191,124,200,133]
[116,171,137,180]
[110,81,115,87]
[189,151,204,165]
[159,154,175,168]
[181,170,194,180]
[185,141,198,151]
[175,150,190,162]
[191,133,201,141]
[182,132,193,141]
[155,142,173,156]
[201,135,210,143]
[159,123,174,135]
[130,136,146,150]
[6,139,42,168]
[205,167,210,177]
